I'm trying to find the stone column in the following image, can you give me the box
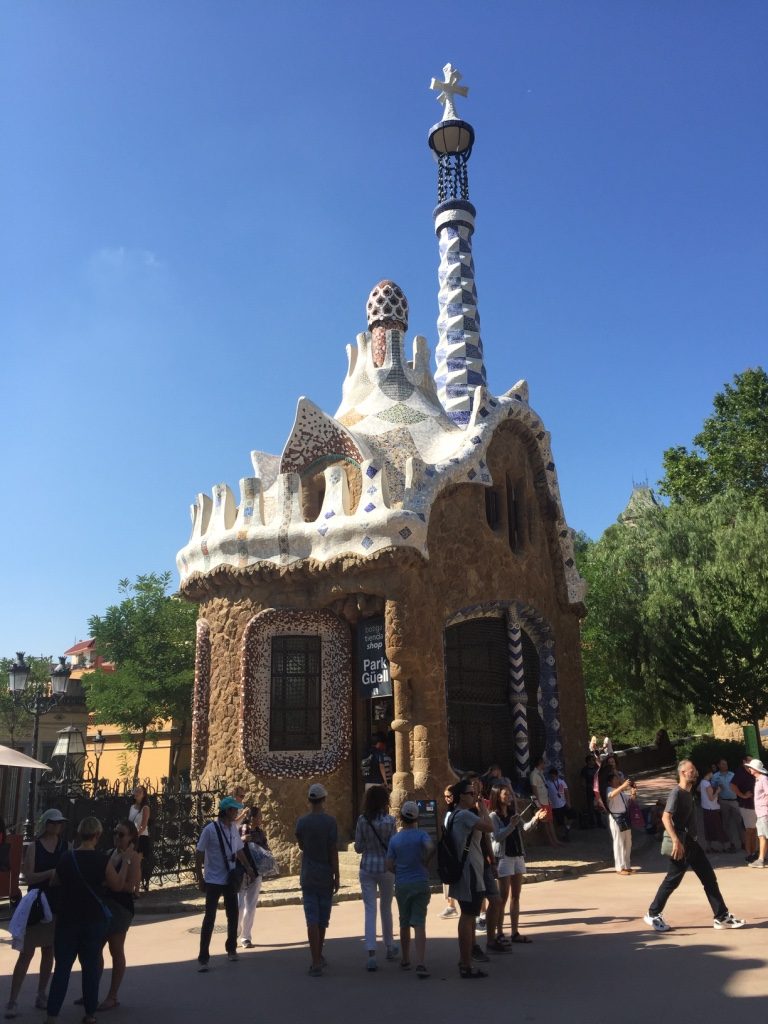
[385,598,414,807]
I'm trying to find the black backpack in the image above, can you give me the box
[436,811,472,885]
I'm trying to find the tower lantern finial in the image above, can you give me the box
[427,63,486,428]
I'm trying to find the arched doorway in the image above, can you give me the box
[444,617,517,775]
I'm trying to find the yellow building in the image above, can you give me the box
[65,641,191,787]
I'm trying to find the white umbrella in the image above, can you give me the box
[0,744,50,770]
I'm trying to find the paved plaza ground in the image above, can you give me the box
[2,772,767,1020]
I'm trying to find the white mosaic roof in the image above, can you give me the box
[176,324,586,607]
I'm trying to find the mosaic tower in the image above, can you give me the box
[429,64,487,427]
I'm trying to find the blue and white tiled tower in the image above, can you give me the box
[429,64,487,428]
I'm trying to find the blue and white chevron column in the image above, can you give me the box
[434,204,487,427]
[506,616,530,778]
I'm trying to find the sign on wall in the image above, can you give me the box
[357,617,392,698]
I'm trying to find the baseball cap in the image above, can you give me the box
[39,809,67,826]
[747,758,768,775]
[400,801,419,822]
[219,796,244,812]
[308,783,328,801]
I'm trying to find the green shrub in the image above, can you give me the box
[674,737,746,771]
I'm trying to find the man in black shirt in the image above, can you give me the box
[643,760,745,932]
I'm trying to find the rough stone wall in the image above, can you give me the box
[183,418,588,859]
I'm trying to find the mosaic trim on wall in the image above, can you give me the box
[240,608,352,778]
[444,601,563,768]
[191,619,211,776]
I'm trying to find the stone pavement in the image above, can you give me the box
[3,812,766,1023]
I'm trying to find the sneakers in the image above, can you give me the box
[745,853,758,864]
[748,859,765,869]
[240,939,254,948]
[308,965,323,977]
[385,944,400,961]
[471,943,490,963]
[4,1003,18,1019]
[439,905,458,919]
[366,956,378,972]
[196,961,209,972]
[227,953,239,962]
[35,994,48,1010]
[476,913,487,929]
[643,913,671,932]
[714,914,746,929]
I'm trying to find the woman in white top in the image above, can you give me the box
[128,786,151,893]
[354,785,397,971]
[602,772,636,874]
[699,768,730,849]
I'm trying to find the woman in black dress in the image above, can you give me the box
[98,820,141,1009]
[5,809,68,1018]
[44,817,131,1024]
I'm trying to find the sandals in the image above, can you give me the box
[511,932,533,944]
[459,966,488,979]
[486,940,513,953]
[415,965,430,979]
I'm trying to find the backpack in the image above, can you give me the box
[436,811,472,885]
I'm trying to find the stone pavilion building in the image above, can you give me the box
[177,65,588,860]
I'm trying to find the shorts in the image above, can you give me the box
[458,894,484,916]
[302,889,333,928]
[483,864,500,900]
[497,855,526,877]
[756,816,768,841]
[395,882,431,928]
[740,808,757,829]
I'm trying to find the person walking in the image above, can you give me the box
[44,817,131,1024]
[354,785,397,971]
[746,759,768,867]
[385,801,433,979]
[295,784,339,977]
[5,810,68,1019]
[446,778,494,979]
[489,785,546,944]
[194,796,255,972]
[643,761,745,933]
[601,770,636,875]
[238,806,269,948]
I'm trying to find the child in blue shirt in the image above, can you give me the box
[385,801,434,978]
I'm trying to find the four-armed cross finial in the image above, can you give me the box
[430,63,468,121]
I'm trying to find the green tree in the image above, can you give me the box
[0,655,55,747]
[84,572,197,781]
[660,367,768,505]
[645,495,768,740]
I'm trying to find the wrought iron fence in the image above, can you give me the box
[35,775,229,887]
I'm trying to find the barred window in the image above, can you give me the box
[269,635,322,750]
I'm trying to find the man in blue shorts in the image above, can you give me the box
[295,784,339,976]
[386,801,434,978]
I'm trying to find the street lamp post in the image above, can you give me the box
[7,652,72,841]
[92,728,105,790]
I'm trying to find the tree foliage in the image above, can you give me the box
[644,496,768,736]
[0,655,56,746]
[660,367,768,505]
[84,572,197,780]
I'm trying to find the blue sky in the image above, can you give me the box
[2,1,766,658]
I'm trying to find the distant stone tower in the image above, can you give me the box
[429,63,487,427]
